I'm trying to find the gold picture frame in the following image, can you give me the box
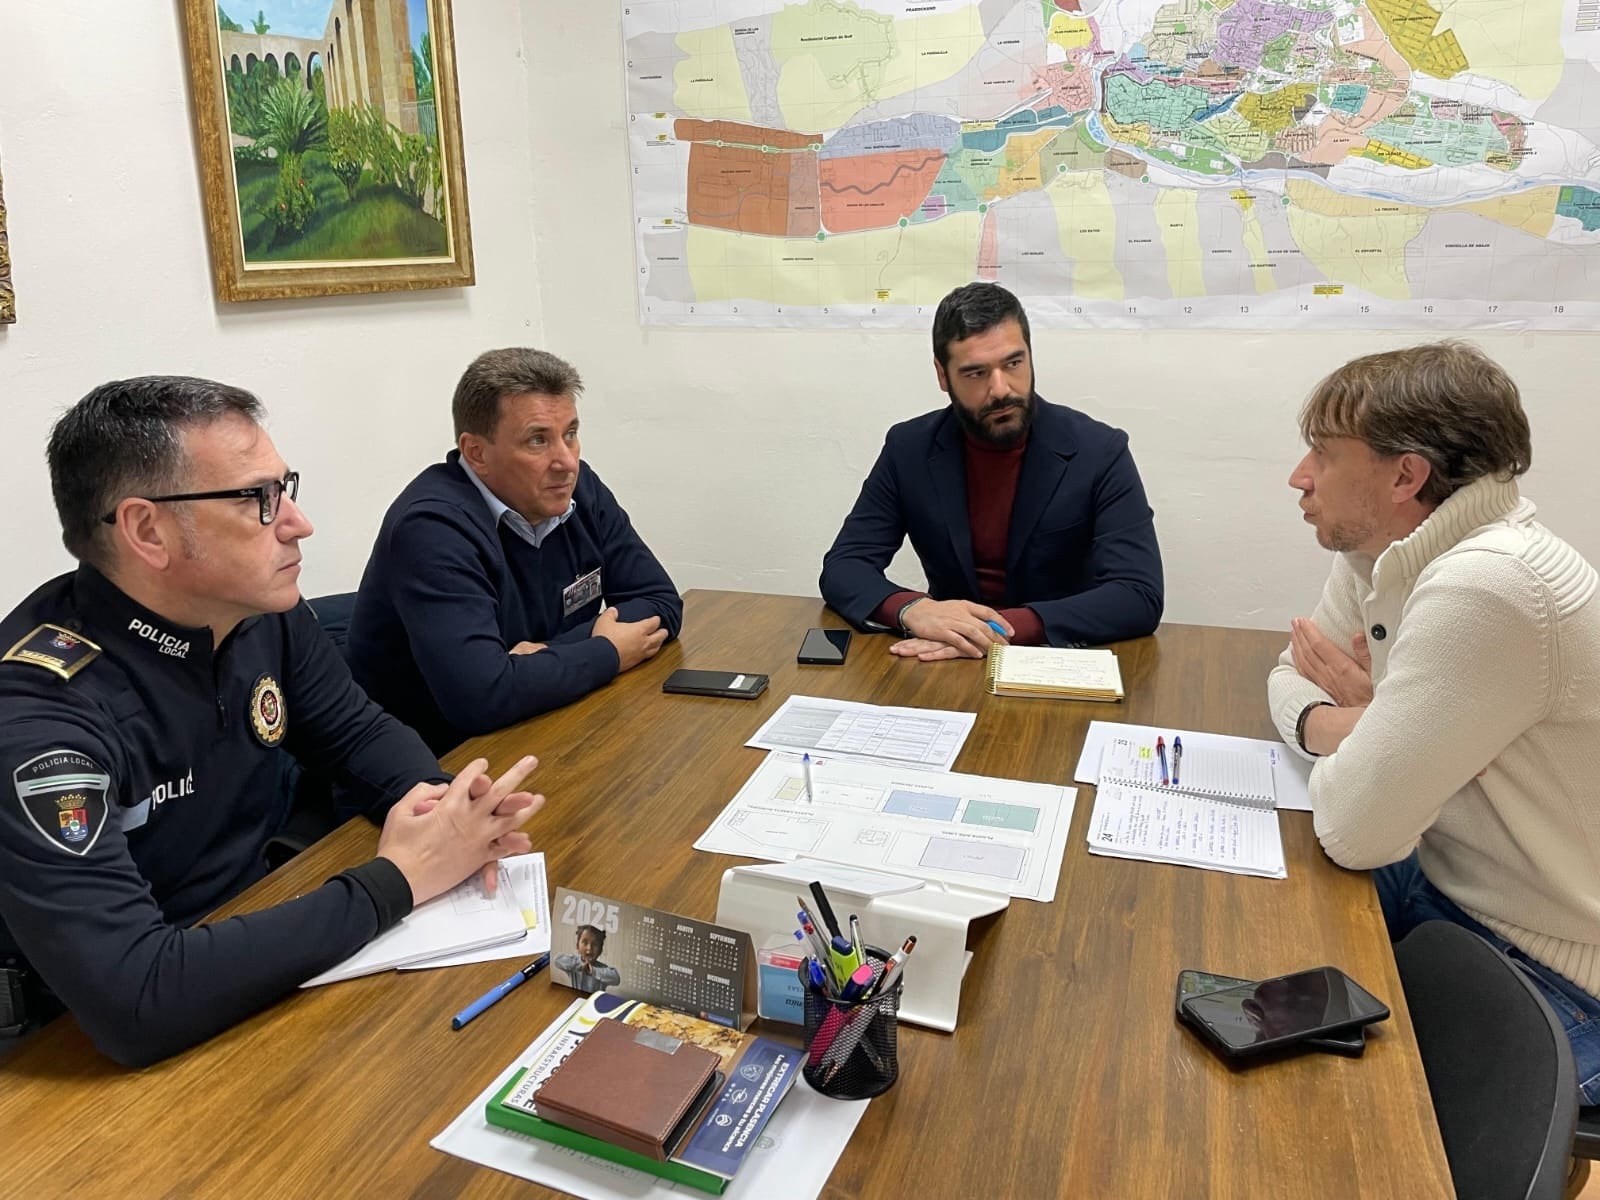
[0,151,14,324]
[179,0,474,302]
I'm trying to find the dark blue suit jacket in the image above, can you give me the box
[819,398,1163,646]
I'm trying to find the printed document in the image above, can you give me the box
[746,694,975,771]
[697,751,1075,902]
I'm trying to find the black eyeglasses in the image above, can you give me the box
[100,472,300,527]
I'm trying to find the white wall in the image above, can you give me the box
[0,1,543,611]
[2,4,1598,633]
[526,4,1600,631]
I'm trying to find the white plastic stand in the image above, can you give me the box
[714,860,1008,1032]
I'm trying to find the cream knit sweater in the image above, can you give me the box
[1268,475,1600,996]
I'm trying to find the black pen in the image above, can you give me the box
[809,880,842,938]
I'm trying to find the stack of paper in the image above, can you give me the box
[302,853,550,987]
[985,645,1123,701]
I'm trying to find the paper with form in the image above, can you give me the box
[399,854,550,969]
[1098,736,1276,808]
[1073,721,1313,812]
[746,694,975,771]
[301,856,533,986]
[1086,782,1287,879]
[696,750,1075,901]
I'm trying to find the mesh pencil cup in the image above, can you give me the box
[801,948,901,1100]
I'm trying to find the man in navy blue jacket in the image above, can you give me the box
[0,376,542,1066]
[820,284,1163,658]
[350,349,683,753]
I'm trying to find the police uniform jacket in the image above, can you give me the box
[0,565,442,1066]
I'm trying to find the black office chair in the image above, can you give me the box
[1575,1109,1600,1194]
[1395,921,1578,1200]
[262,592,358,871]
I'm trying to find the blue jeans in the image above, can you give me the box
[1375,852,1600,1105]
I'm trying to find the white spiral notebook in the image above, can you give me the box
[1096,735,1276,809]
[1086,781,1287,879]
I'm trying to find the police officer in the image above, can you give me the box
[0,377,544,1067]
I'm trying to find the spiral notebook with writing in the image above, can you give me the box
[985,645,1124,702]
[1086,781,1287,879]
[1097,735,1276,809]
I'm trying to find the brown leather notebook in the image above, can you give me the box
[533,1018,722,1162]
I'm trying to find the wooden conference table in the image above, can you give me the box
[0,591,1452,1199]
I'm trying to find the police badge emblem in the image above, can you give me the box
[249,674,287,746]
[12,749,110,857]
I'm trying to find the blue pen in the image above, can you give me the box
[1172,736,1183,787]
[808,959,830,995]
[986,620,1006,636]
[450,953,550,1031]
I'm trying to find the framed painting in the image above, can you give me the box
[0,152,13,324]
[179,0,473,301]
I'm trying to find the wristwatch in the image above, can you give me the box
[895,597,927,637]
[1295,701,1333,755]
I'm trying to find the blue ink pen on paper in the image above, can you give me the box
[1171,736,1183,787]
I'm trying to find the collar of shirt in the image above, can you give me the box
[73,563,221,677]
[457,457,576,549]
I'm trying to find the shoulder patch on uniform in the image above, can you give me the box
[2,624,102,680]
[13,749,110,857]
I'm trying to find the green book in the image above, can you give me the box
[486,1067,729,1195]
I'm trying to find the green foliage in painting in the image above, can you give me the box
[412,32,434,102]
[325,109,365,201]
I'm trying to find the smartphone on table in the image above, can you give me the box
[797,628,851,665]
[661,669,769,699]
[1177,966,1387,1060]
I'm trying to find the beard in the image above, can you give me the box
[952,388,1037,449]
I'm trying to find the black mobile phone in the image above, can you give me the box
[661,669,769,699]
[1175,969,1365,1055]
[797,628,852,665]
[1180,966,1389,1060]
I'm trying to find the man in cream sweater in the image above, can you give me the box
[1269,341,1600,1102]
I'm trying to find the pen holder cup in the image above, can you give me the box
[801,950,902,1101]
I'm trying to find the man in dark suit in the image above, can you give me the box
[819,283,1163,659]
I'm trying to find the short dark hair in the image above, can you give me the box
[452,348,584,439]
[1300,341,1531,506]
[575,924,606,950]
[931,283,1031,369]
[47,376,265,567]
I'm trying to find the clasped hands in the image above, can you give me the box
[379,756,545,906]
[890,599,1013,661]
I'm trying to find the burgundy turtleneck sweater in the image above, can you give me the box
[871,433,1046,645]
